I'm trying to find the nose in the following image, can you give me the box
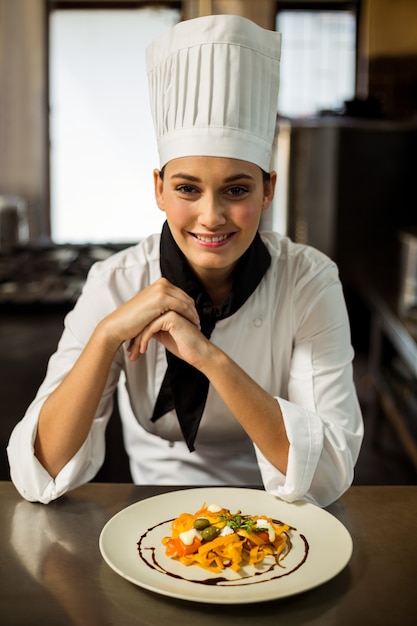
[197,193,226,229]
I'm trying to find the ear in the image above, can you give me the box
[153,169,165,212]
[262,171,277,212]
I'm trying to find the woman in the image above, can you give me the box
[7,15,363,505]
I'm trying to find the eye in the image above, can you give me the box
[176,184,199,195]
[225,185,249,197]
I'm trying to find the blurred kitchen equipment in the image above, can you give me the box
[0,195,29,252]
[0,242,120,306]
[398,227,417,321]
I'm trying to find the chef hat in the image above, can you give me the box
[146,14,281,172]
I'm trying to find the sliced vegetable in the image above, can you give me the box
[163,535,202,557]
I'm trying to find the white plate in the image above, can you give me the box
[99,487,352,604]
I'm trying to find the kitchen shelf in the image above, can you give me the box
[363,281,417,471]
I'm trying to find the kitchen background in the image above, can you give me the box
[1,0,416,485]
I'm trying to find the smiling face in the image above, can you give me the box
[154,156,276,300]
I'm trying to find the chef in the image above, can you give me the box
[7,14,363,505]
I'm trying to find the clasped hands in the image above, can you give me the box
[102,278,210,369]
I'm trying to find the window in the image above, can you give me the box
[276,7,356,117]
[49,5,180,244]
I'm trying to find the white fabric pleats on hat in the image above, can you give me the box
[146,15,281,171]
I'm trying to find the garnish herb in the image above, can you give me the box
[218,512,267,534]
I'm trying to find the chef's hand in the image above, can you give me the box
[101,278,200,354]
[127,309,210,370]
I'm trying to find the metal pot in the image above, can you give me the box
[0,196,29,252]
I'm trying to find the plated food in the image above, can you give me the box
[99,487,353,604]
[161,502,292,574]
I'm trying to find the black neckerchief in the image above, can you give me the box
[151,221,271,451]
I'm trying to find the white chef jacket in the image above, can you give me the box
[7,232,363,506]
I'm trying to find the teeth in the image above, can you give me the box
[195,234,229,243]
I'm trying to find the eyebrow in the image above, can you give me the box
[170,173,256,183]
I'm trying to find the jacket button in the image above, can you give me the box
[253,318,263,327]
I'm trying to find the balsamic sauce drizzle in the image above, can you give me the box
[137,517,309,587]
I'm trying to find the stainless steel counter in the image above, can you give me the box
[1,482,416,625]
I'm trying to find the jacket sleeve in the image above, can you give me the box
[7,267,123,504]
[255,261,363,507]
